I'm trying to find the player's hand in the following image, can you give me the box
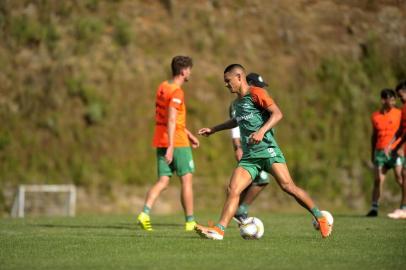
[248,131,264,144]
[189,134,200,149]
[384,146,391,158]
[198,128,213,137]
[165,145,174,164]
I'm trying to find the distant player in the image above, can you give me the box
[366,89,402,217]
[137,56,200,231]
[195,64,332,240]
[231,73,271,223]
[386,80,406,219]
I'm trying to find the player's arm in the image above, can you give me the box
[249,103,283,144]
[198,118,238,137]
[385,117,403,156]
[371,128,377,163]
[165,106,177,164]
[185,128,200,148]
[393,131,406,156]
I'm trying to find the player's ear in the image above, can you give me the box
[181,67,189,77]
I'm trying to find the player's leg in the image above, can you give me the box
[137,175,170,230]
[234,184,267,223]
[137,148,172,231]
[400,167,406,217]
[388,161,406,219]
[368,150,390,216]
[269,163,316,213]
[195,167,253,239]
[175,147,196,231]
[143,175,171,209]
[180,173,196,230]
[268,162,332,238]
[394,163,403,187]
[367,166,387,217]
[219,167,253,227]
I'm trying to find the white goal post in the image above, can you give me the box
[11,184,77,218]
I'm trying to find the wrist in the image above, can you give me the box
[258,128,266,135]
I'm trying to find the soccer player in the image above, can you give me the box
[231,73,271,223]
[366,89,402,217]
[195,64,332,240]
[137,56,200,231]
[386,80,406,219]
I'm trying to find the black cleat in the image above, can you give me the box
[233,213,248,225]
[366,209,378,217]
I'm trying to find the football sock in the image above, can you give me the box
[215,224,225,232]
[400,204,406,210]
[185,215,195,222]
[371,202,379,211]
[311,207,323,219]
[142,205,151,215]
[236,203,249,216]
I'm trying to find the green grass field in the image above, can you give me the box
[1,213,405,270]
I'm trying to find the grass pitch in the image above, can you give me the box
[1,213,405,270]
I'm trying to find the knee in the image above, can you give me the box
[227,184,240,198]
[158,179,170,190]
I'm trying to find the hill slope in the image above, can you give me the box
[1,0,406,213]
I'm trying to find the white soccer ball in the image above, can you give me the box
[312,210,334,230]
[239,217,264,239]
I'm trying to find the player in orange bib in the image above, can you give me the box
[367,89,402,217]
[137,56,200,231]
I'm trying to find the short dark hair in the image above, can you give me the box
[395,80,406,92]
[224,64,245,74]
[380,88,396,99]
[171,56,193,76]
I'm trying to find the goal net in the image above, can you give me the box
[11,185,76,218]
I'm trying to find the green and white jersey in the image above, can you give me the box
[231,87,281,159]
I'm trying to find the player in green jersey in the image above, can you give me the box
[231,73,271,224]
[195,64,332,240]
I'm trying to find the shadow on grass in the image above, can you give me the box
[33,223,134,230]
[32,222,183,230]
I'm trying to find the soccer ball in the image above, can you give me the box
[239,217,264,239]
[312,210,334,230]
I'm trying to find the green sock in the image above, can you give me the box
[371,202,379,211]
[311,207,323,219]
[143,205,151,215]
[185,215,195,222]
[215,224,225,231]
[236,203,249,216]
[401,204,406,210]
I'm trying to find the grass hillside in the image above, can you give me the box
[1,0,406,214]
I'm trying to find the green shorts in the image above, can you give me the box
[156,146,195,177]
[252,170,270,185]
[374,150,403,169]
[157,147,195,177]
[239,147,286,181]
